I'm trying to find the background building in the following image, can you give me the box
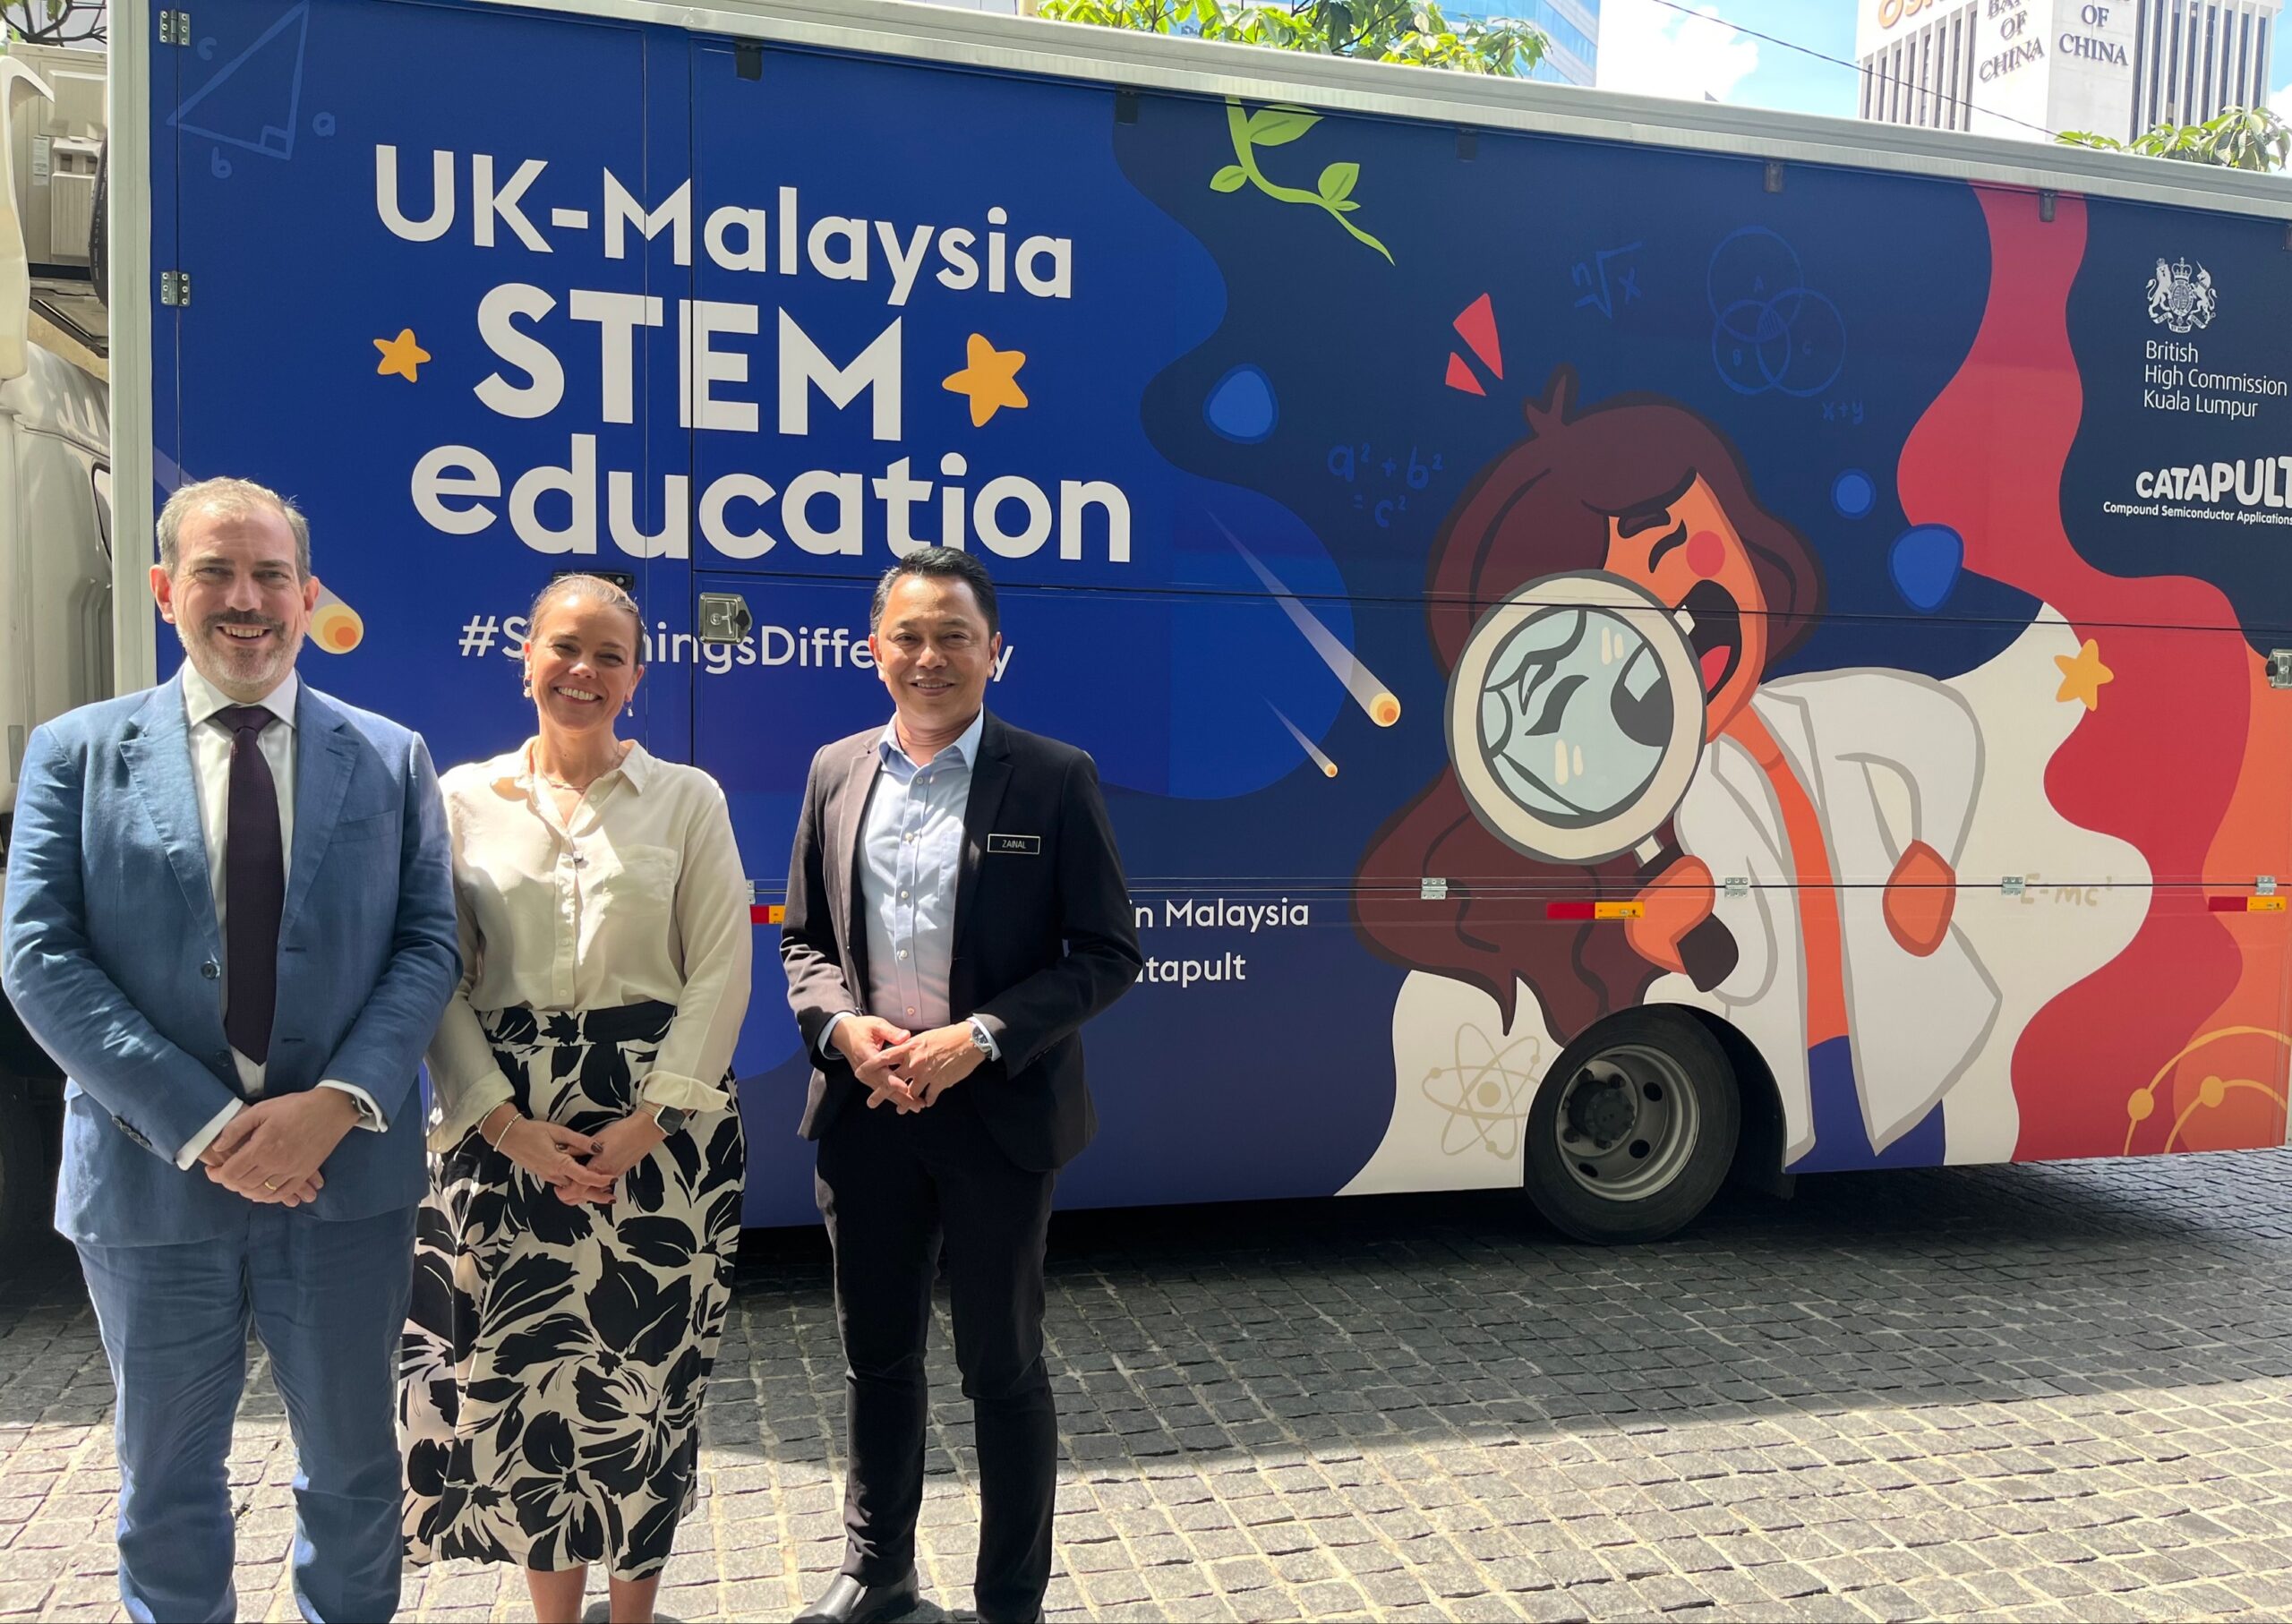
[1855,0,2279,141]
[1453,0,1602,85]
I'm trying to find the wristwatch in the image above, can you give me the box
[967,1017,996,1057]
[651,1104,695,1136]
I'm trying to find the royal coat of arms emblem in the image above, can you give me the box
[2148,258,2218,334]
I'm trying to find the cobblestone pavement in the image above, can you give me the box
[7,1149,2292,1622]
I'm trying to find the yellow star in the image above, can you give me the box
[373,329,431,383]
[942,333,1028,427]
[2054,637,2114,711]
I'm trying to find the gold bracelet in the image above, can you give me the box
[483,1108,519,1151]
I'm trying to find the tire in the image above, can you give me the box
[0,1081,46,1256]
[1523,1007,1740,1244]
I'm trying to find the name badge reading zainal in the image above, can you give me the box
[988,833,1042,855]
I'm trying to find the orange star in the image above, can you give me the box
[942,333,1028,426]
[373,329,431,382]
[2054,637,2113,711]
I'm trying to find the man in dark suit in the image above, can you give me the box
[783,547,1142,1623]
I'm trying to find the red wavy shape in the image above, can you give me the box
[1896,189,2268,1160]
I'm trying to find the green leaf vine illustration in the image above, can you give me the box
[1210,98,1392,264]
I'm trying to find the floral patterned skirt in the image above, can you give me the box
[398,1002,746,1578]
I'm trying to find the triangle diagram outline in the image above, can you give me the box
[168,3,309,160]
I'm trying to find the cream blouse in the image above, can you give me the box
[424,740,752,1150]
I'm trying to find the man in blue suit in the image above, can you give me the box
[0,477,458,1623]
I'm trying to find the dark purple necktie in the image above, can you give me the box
[218,705,283,1064]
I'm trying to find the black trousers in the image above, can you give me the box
[815,1087,1058,1620]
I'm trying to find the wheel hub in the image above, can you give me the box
[1551,1044,1702,1203]
[1565,1071,1638,1147]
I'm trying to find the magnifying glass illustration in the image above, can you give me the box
[1445,571,1738,988]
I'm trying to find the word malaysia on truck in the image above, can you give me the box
[377,149,1136,566]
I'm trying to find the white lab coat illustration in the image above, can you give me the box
[1672,670,2002,1163]
[1349,616,2147,1197]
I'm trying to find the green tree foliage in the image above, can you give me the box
[2059,105,2292,173]
[2,1,105,47]
[1031,0,1550,76]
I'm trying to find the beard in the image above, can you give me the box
[181,614,302,699]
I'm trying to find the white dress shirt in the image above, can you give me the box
[173,664,387,1169]
[423,741,753,1150]
[820,710,1000,1063]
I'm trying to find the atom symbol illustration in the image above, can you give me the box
[1422,1023,1543,1158]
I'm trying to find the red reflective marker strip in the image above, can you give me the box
[750,904,785,924]
[2207,896,2286,912]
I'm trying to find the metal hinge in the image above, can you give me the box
[159,10,191,45]
[2270,650,2292,689]
[1723,876,1749,899]
[160,270,191,306]
[2001,876,2026,898]
[1420,876,1449,902]
[2261,876,2279,897]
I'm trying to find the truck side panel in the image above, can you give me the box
[152,0,2292,1227]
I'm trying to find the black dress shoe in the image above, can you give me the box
[795,1570,921,1623]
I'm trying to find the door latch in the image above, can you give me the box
[697,592,754,645]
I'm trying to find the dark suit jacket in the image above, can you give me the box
[781,712,1142,1172]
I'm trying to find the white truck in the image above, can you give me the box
[0,41,109,1249]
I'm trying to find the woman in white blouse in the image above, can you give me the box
[398,574,750,1624]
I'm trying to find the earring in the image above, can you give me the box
[521,672,533,697]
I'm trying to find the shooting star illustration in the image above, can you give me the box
[1214,517,1401,727]
[1270,704,1338,778]
[311,584,364,654]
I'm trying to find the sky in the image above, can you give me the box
[1591,0,2292,121]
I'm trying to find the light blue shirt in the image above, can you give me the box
[821,710,999,1061]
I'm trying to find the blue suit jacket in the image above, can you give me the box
[0,672,459,1245]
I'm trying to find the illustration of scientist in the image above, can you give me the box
[1356,367,2002,1171]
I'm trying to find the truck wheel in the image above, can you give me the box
[0,1082,45,1256]
[1524,1008,1740,1244]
